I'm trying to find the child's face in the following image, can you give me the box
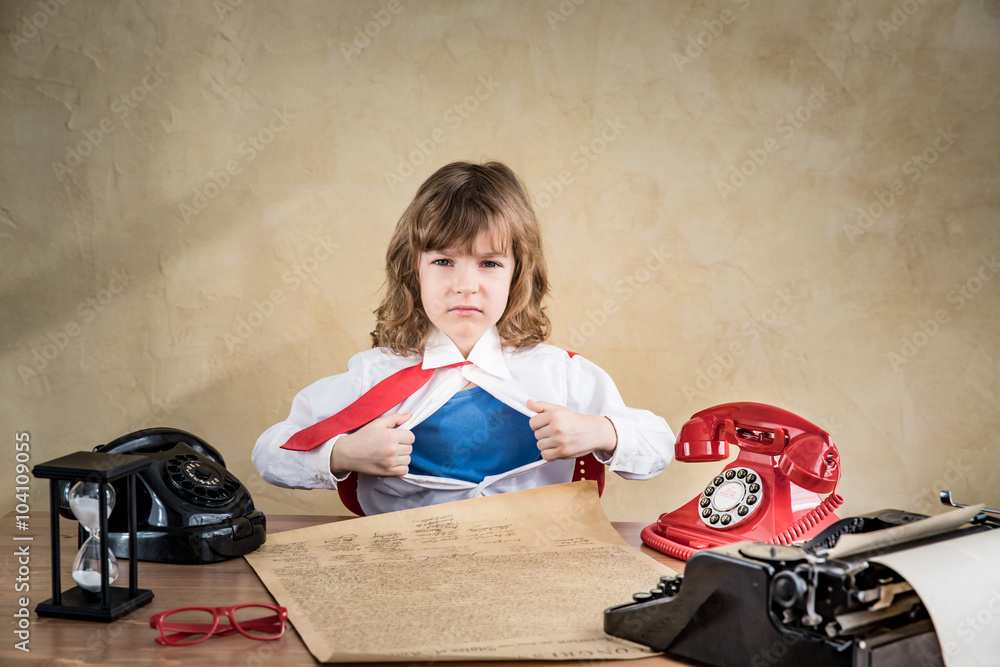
[418,232,514,357]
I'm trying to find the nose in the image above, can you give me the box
[452,263,478,294]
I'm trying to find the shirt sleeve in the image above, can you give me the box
[563,354,674,479]
[251,353,369,490]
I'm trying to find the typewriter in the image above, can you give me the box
[605,493,999,667]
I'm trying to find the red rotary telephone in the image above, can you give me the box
[642,402,843,561]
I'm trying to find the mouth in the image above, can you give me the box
[450,305,482,316]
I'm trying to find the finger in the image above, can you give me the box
[527,399,556,414]
[376,412,412,428]
[535,434,556,452]
[531,423,553,441]
[396,429,415,445]
[537,442,560,461]
[528,412,549,432]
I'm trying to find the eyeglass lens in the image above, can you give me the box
[160,608,217,645]
[232,605,284,638]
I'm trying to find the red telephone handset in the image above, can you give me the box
[642,402,844,560]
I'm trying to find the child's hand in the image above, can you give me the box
[527,400,618,461]
[330,413,414,477]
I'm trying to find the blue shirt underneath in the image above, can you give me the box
[408,386,541,483]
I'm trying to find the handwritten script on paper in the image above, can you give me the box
[245,482,675,662]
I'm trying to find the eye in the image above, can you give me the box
[482,260,501,269]
[431,258,452,267]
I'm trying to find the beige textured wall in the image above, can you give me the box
[2,0,998,524]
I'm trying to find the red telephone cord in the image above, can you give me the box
[640,525,698,561]
[773,492,844,546]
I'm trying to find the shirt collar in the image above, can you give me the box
[422,326,511,379]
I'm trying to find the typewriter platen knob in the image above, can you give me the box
[771,570,807,609]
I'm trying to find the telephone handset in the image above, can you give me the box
[642,402,843,560]
[58,427,266,564]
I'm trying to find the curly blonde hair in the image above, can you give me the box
[372,161,550,355]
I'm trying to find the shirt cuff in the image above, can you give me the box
[593,415,633,471]
[303,435,344,488]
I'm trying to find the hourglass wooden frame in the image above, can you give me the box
[33,451,155,622]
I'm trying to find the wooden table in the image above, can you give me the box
[1,513,688,665]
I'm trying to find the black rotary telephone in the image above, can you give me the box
[58,428,266,564]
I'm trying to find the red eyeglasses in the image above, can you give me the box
[150,604,288,646]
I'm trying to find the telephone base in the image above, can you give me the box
[643,502,841,560]
[107,509,267,564]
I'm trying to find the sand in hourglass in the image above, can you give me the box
[69,490,119,592]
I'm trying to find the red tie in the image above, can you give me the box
[280,361,472,452]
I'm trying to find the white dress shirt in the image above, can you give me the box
[252,326,674,514]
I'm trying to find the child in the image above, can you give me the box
[253,161,673,515]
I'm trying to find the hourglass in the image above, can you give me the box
[33,451,154,621]
[69,481,119,592]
